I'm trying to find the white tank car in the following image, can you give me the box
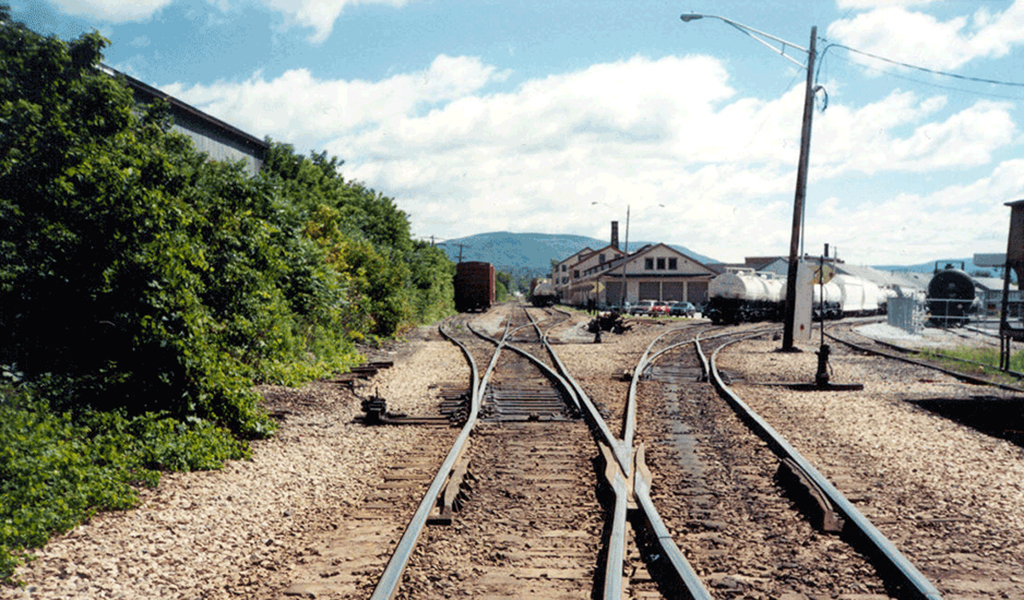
[707,269,786,323]
[833,274,881,315]
[708,269,784,302]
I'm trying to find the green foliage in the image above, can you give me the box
[261,141,455,336]
[0,380,246,582]
[0,20,457,584]
[919,346,1024,381]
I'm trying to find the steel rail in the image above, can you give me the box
[623,324,709,461]
[526,309,630,472]
[369,318,502,600]
[827,328,1024,393]
[522,305,629,600]
[632,444,714,600]
[701,331,944,600]
[529,310,712,600]
[620,325,715,600]
[470,319,583,413]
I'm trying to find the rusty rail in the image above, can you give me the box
[369,319,499,600]
[700,331,943,600]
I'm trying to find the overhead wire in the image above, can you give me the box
[816,38,1024,100]
[824,41,1024,88]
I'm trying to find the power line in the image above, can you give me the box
[819,46,1023,101]
[820,40,1024,89]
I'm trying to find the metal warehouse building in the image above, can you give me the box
[101,64,269,176]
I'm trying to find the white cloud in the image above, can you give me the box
[827,1,1024,71]
[52,0,173,22]
[162,54,506,146]
[261,0,410,43]
[807,159,1024,264]
[161,52,1022,264]
[815,92,1015,176]
[836,0,938,8]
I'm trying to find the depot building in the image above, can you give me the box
[551,222,716,307]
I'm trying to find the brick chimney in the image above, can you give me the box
[611,221,619,250]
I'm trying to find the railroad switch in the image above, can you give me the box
[359,388,463,426]
[782,343,864,392]
[776,458,844,534]
[815,343,831,387]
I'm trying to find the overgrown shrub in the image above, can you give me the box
[0,14,456,585]
[0,378,247,582]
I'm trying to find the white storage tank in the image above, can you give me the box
[709,269,784,302]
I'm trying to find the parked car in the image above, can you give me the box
[629,300,658,315]
[650,301,671,316]
[669,301,697,317]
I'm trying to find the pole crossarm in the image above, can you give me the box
[680,13,808,70]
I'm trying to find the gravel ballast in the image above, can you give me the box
[6,313,1023,599]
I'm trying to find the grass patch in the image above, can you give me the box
[917,346,1024,385]
[0,379,249,585]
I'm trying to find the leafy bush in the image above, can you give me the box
[0,14,457,585]
[0,379,246,582]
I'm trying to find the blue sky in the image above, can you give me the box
[15,0,1024,265]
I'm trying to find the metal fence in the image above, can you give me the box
[887,296,923,334]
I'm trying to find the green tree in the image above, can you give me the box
[261,141,454,336]
[0,27,276,435]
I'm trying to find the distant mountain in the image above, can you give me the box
[438,231,718,279]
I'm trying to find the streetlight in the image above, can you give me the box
[681,13,818,351]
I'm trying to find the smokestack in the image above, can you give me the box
[611,221,619,250]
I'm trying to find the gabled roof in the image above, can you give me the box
[570,243,625,269]
[626,243,715,272]
[559,247,593,266]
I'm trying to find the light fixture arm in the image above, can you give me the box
[680,13,808,70]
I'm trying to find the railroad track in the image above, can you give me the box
[826,320,1024,392]
[366,308,947,599]
[646,325,942,599]
[368,304,610,599]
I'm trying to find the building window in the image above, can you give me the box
[574,269,579,278]
[599,253,605,264]
[645,258,654,270]
[657,257,666,270]
[561,264,566,272]
[668,257,677,270]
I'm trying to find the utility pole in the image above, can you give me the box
[679,15,819,350]
[448,242,469,263]
[782,26,818,352]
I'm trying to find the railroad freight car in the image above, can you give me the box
[705,269,785,324]
[927,263,978,327]
[529,278,558,307]
[454,261,495,312]
[832,274,883,316]
[706,268,886,325]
